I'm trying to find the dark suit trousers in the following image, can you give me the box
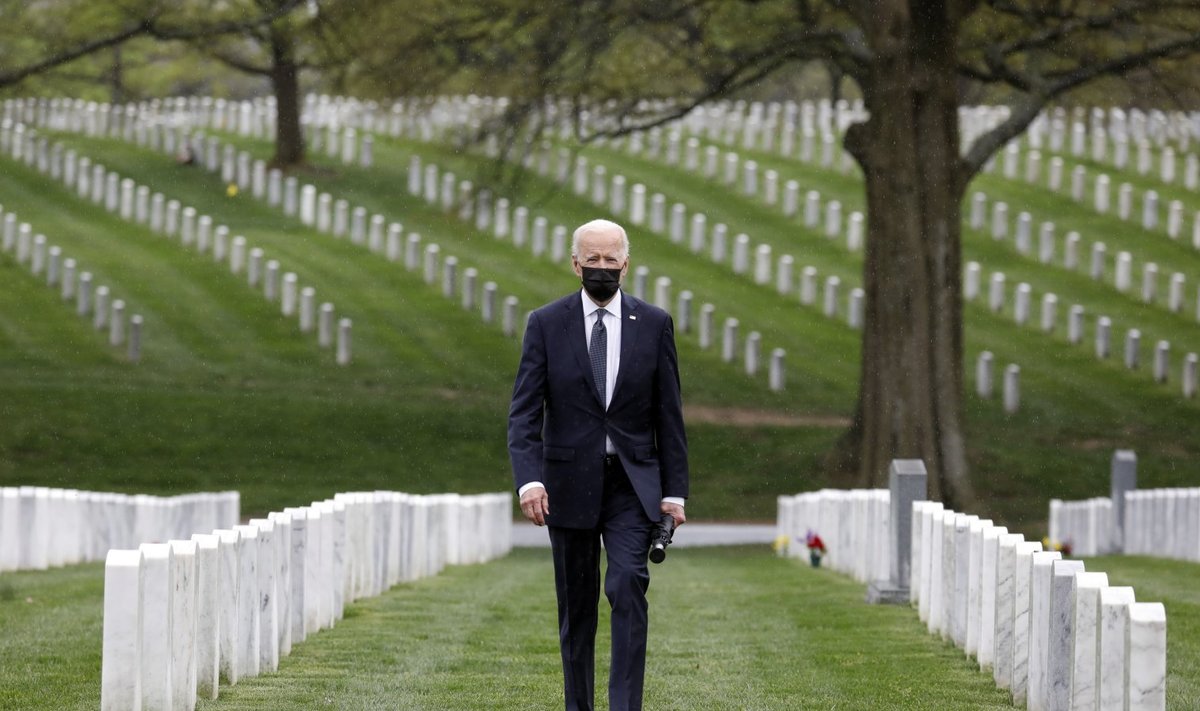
[548,458,654,711]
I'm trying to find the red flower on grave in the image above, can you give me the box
[805,530,826,554]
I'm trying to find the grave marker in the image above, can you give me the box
[744,332,760,376]
[866,460,927,605]
[976,352,994,398]
[769,349,785,391]
[698,304,716,349]
[139,543,175,711]
[1096,317,1112,359]
[318,303,335,348]
[1125,328,1141,369]
[1004,365,1020,414]
[1040,294,1057,333]
[100,549,144,711]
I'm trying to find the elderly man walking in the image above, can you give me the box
[508,218,690,711]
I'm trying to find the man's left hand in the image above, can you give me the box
[661,501,685,527]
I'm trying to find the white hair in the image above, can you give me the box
[571,219,630,260]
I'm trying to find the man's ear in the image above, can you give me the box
[620,259,629,278]
[572,257,583,278]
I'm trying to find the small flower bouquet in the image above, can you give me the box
[1043,537,1073,557]
[805,530,827,568]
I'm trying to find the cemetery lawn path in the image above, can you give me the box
[3,551,1199,709]
[198,547,1013,710]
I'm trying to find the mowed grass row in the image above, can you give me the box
[1,548,1196,710]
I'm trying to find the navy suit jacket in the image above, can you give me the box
[508,290,689,529]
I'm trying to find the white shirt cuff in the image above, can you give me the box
[661,497,686,508]
[518,482,545,498]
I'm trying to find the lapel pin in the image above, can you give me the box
[629,314,637,320]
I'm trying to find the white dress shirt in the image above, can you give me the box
[519,289,685,509]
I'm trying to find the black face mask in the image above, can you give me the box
[581,266,622,302]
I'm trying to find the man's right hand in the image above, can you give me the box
[520,486,550,526]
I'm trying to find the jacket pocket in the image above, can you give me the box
[633,444,658,462]
[544,446,575,462]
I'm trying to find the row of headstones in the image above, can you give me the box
[1123,488,1200,562]
[1051,489,1200,563]
[1019,109,1198,176]
[675,97,862,148]
[14,95,1197,174]
[521,145,867,328]
[672,101,1195,177]
[601,129,866,243]
[999,124,1200,188]
[611,121,858,177]
[2,122,354,365]
[406,103,867,258]
[119,119,531,351]
[101,490,513,711]
[985,145,1200,244]
[968,192,1200,317]
[7,96,278,144]
[962,105,1198,161]
[1045,450,1136,559]
[16,94,433,147]
[774,489,891,585]
[404,152,794,390]
[695,101,1198,157]
[1046,498,1115,559]
[1033,105,1197,149]
[0,204,143,360]
[910,501,1167,711]
[965,262,1200,399]
[0,487,237,574]
[303,94,864,156]
[25,93,1190,207]
[972,352,1023,414]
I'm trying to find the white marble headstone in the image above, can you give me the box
[213,529,240,685]
[189,533,220,701]
[1069,571,1108,710]
[138,543,174,711]
[1046,558,1085,711]
[249,519,278,674]
[1029,550,1063,711]
[1125,602,1167,711]
[1012,540,1044,704]
[168,540,197,711]
[101,549,144,711]
[232,525,260,678]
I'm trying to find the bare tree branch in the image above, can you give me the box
[208,48,273,76]
[0,0,306,89]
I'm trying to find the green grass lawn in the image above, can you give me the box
[1,549,1195,710]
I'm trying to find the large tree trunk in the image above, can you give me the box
[270,25,305,167]
[841,1,972,506]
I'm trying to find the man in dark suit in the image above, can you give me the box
[508,218,689,711]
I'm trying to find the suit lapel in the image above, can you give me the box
[612,292,639,405]
[564,295,605,408]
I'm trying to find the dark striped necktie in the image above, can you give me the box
[589,309,608,405]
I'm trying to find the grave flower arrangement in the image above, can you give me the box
[805,530,826,568]
[1042,537,1073,557]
